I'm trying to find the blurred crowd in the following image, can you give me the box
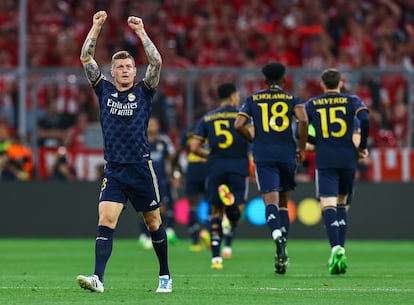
[1,0,413,181]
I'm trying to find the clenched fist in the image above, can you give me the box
[127,16,144,32]
[93,10,107,26]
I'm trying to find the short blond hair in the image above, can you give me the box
[111,51,135,68]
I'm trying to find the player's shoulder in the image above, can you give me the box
[157,134,173,144]
[139,79,157,93]
[93,75,112,88]
[180,126,194,139]
[279,88,296,98]
[347,94,364,102]
[93,77,116,98]
[201,108,218,120]
[248,88,267,98]
[304,94,319,105]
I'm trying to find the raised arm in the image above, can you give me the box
[127,16,162,88]
[80,11,107,85]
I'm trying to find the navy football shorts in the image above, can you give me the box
[206,172,248,207]
[99,161,161,212]
[316,168,355,198]
[185,162,208,196]
[158,179,173,207]
[255,161,296,193]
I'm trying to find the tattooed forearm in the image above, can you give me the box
[142,36,162,66]
[80,38,97,61]
[84,62,100,84]
[145,64,161,88]
[139,31,162,88]
[80,23,103,84]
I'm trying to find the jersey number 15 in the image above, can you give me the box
[316,106,347,138]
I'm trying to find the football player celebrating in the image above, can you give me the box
[76,11,172,293]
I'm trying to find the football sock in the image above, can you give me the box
[188,210,201,244]
[279,208,290,239]
[94,225,114,283]
[204,216,212,232]
[337,204,347,247]
[322,207,339,248]
[165,207,175,229]
[210,217,223,258]
[225,205,241,224]
[224,226,235,247]
[265,204,281,239]
[150,226,170,276]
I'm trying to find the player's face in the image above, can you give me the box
[231,91,240,106]
[111,58,136,87]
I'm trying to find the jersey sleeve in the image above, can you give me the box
[92,74,105,96]
[352,95,368,114]
[164,135,176,155]
[178,128,189,149]
[293,96,305,108]
[353,116,361,132]
[192,118,206,141]
[238,97,252,118]
[304,100,313,123]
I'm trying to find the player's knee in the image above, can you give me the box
[320,196,337,209]
[279,192,290,208]
[146,218,162,232]
[143,211,162,232]
[279,198,288,208]
[225,205,241,223]
[98,214,118,229]
[337,194,348,205]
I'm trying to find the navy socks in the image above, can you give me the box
[322,207,339,248]
[265,204,281,239]
[210,217,222,258]
[94,225,114,283]
[279,208,290,239]
[150,226,170,277]
[337,204,347,247]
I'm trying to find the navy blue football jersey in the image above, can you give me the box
[238,87,303,164]
[179,125,207,164]
[178,125,208,196]
[305,93,368,169]
[149,134,175,182]
[307,116,360,145]
[92,75,155,163]
[193,105,249,176]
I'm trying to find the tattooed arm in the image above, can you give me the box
[127,16,162,89]
[80,11,107,85]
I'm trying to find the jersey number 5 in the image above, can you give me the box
[214,120,233,149]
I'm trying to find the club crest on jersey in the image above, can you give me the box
[128,93,136,102]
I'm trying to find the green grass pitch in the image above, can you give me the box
[0,239,413,305]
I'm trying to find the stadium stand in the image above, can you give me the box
[0,0,413,180]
